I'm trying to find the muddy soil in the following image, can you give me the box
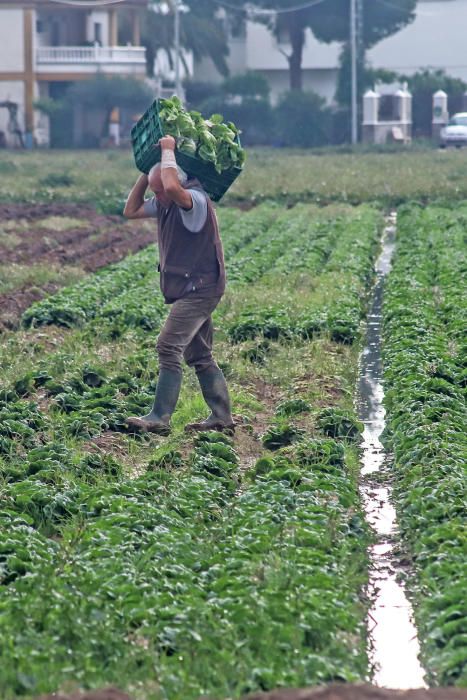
[0,282,61,330]
[0,203,95,222]
[33,685,467,700]
[0,204,156,329]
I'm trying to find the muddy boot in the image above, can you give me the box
[126,368,182,435]
[185,366,235,434]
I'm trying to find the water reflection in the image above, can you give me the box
[370,576,426,689]
[356,215,427,689]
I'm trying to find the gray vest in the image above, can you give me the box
[157,180,226,304]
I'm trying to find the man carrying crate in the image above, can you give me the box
[123,135,234,436]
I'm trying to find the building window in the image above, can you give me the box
[36,20,44,33]
[51,21,60,46]
[94,22,102,45]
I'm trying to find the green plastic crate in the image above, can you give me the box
[131,99,243,202]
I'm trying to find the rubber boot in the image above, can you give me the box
[185,366,235,434]
[126,368,182,435]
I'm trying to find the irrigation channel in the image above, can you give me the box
[356,213,427,689]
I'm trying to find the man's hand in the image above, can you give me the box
[159,135,193,210]
[159,135,176,151]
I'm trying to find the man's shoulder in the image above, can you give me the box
[187,188,208,204]
[143,196,159,218]
[185,177,209,195]
[179,187,209,233]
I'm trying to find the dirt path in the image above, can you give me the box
[0,204,155,329]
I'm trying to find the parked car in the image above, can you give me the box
[440,113,467,148]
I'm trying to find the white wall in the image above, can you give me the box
[368,0,467,81]
[193,22,340,103]
[195,0,467,108]
[246,22,339,72]
[261,68,338,104]
[194,56,224,84]
[227,37,248,75]
[0,9,24,72]
[246,2,466,78]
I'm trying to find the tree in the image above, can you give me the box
[190,71,274,145]
[180,0,230,76]
[315,0,417,114]
[334,45,398,113]
[35,75,152,147]
[248,0,417,91]
[120,1,230,78]
[274,89,332,146]
[67,74,152,122]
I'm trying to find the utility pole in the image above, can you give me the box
[174,0,181,98]
[350,0,358,144]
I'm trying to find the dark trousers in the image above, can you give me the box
[156,295,222,374]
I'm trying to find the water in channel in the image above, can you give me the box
[356,213,427,689]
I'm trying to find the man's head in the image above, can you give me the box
[148,163,188,207]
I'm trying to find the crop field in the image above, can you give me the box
[382,205,466,687]
[0,149,465,699]
[3,147,467,212]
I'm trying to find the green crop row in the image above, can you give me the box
[227,204,317,283]
[2,204,382,452]
[20,204,277,331]
[21,202,375,343]
[0,427,369,698]
[0,340,166,453]
[228,205,382,345]
[18,206,236,330]
[21,245,158,329]
[382,205,467,687]
[0,201,378,696]
[103,203,366,341]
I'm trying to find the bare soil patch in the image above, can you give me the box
[0,204,155,329]
[0,282,60,330]
[28,325,70,351]
[233,421,264,477]
[0,203,95,222]
[82,432,130,461]
[229,376,281,478]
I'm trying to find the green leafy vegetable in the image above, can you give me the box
[158,97,245,174]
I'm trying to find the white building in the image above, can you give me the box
[368,0,467,83]
[0,0,147,146]
[195,19,340,105]
[195,0,467,106]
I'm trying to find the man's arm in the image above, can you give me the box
[159,136,193,210]
[123,173,149,219]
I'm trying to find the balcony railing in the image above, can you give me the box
[36,46,146,65]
